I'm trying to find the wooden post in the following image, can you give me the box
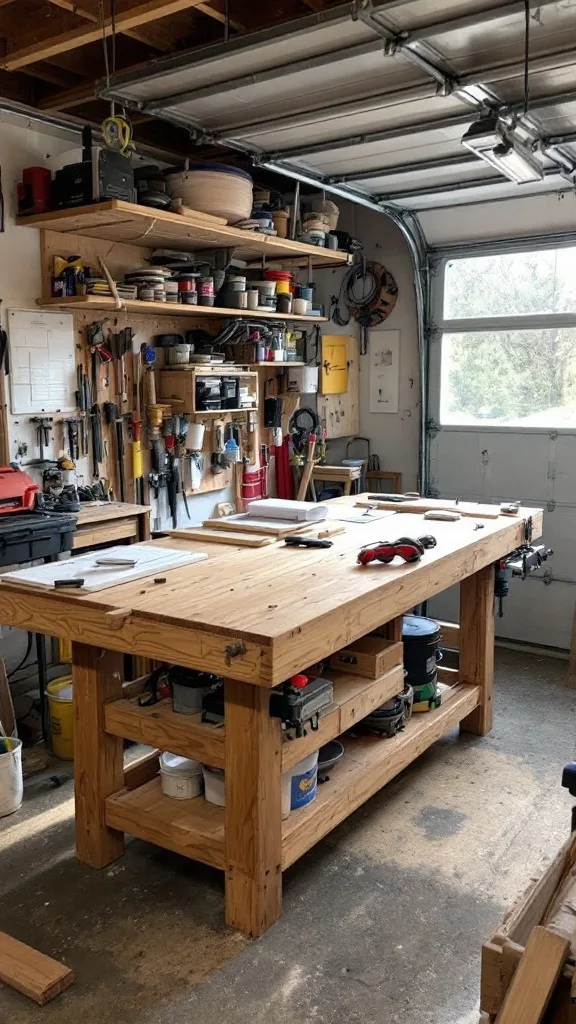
[459,564,495,736]
[384,616,403,642]
[72,643,125,868]
[224,680,283,936]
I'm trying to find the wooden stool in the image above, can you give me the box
[365,470,402,494]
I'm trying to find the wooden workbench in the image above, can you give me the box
[72,502,151,550]
[0,497,542,937]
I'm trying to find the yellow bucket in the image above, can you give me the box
[46,676,74,760]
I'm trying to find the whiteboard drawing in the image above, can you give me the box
[369,329,400,414]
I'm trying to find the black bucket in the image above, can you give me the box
[402,614,442,687]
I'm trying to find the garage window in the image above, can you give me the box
[439,248,576,427]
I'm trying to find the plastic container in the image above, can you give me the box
[0,737,23,817]
[281,751,318,818]
[203,764,225,806]
[46,676,74,760]
[402,615,442,688]
[171,671,213,715]
[160,752,203,800]
[164,163,253,224]
[203,752,319,818]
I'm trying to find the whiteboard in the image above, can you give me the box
[8,309,77,414]
[0,544,207,592]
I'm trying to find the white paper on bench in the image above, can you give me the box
[0,544,207,592]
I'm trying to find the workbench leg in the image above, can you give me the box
[459,564,495,736]
[72,643,125,868]
[224,680,283,936]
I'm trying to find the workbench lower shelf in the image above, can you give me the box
[104,683,479,874]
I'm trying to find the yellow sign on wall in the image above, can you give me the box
[320,336,349,394]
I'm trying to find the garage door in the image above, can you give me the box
[427,240,576,649]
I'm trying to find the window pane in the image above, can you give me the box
[444,248,576,319]
[440,329,576,426]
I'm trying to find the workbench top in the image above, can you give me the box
[74,502,151,525]
[0,500,542,685]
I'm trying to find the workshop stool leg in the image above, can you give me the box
[459,564,495,736]
[224,679,283,936]
[72,643,125,868]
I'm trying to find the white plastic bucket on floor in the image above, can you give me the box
[160,751,203,800]
[0,737,23,817]
[202,751,319,818]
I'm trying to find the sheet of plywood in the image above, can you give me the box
[0,931,74,1004]
[166,527,275,547]
[203,515,309,536]
[356,496,501,519]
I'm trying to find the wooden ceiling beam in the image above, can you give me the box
[37,80,96,111]
[44,0,175,53]
[1,0,208,71]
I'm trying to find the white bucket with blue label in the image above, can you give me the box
[281,750,318,818]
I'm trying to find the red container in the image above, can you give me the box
[241,465,266,508]
[18,167,52,215]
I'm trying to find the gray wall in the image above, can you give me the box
[315,202,420,491]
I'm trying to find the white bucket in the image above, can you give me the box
[281,751,318,819]
[0,737,23,817]
[160,751,203,800]
[202,751,319,818]
[202,764,225,806]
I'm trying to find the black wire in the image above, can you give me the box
[8,631,33,679]
[224,0,230,42]
[524,0,530,115]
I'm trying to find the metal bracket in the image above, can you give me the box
[225,642,247,666]
[426,418,442,439]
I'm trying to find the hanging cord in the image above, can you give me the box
[111,0,117,79]
[524,0,530,115]
[8,632,33,679]
[224,0,230,42]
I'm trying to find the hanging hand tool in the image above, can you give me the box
[297,431,317,501]
[64,418,81,461]
[30,417,53,461]
[103,401,126,502]
[89,403,103,479]
[131,415,144,505]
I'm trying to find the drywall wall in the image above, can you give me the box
[316,201,420,491]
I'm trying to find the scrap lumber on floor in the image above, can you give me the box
[0,931,74,1004]
[495,926,569,1023]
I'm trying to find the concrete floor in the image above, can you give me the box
[1,648,575,1024]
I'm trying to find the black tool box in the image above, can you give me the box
[0,467,76,566]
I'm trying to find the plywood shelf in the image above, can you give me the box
[35,295,328,323]
[281,683,480,868]
[104,682,478,874]
[18,200,352,268]
[105,777,225,870]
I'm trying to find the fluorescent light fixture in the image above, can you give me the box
[462,116,544,184]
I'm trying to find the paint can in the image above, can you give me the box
[160,752,203,800]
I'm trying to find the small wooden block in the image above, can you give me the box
[167,527,274,547]
[0,931,74,1005]
[496,926,569,1023]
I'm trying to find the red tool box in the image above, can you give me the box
[0,467,76,565]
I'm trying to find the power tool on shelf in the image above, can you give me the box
[357,534,437,566]
[269,674,334,738]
